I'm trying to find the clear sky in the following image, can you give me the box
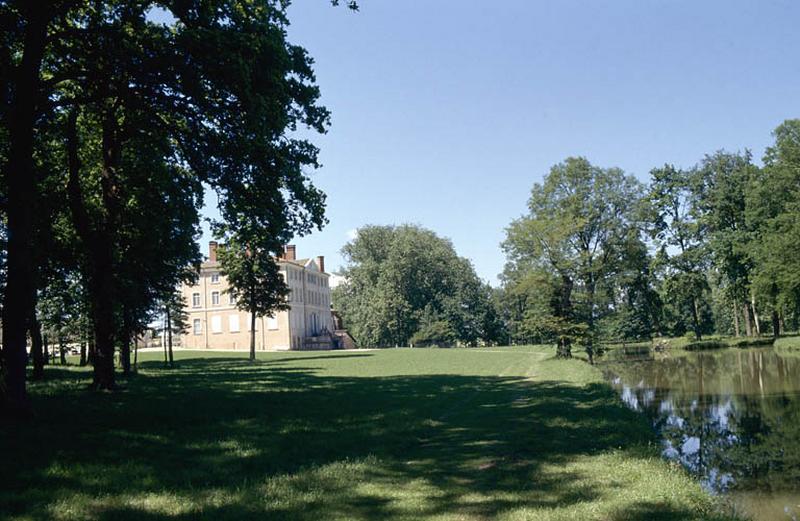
[198,0,800,284]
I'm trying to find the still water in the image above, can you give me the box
[601,346,800,521]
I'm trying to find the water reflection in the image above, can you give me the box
[602,347,800,521]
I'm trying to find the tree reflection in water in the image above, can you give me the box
[603,347,800,521]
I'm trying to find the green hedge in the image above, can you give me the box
[683,337,775,351]
[683,340,727,351]
[728,337,775,348]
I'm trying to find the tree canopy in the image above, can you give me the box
[0,0,338,412]
[333,225,503,348]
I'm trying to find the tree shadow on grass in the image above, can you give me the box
[136,352,375,370]
[0,359,728,520]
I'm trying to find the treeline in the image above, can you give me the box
[0,1,349,416]
[333,225,504,348]
[499,120,800,361]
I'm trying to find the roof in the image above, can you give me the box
[198,257,328,274]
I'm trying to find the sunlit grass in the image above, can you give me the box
[1,346,740,520]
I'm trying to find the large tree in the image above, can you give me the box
[0,0,66,415]
[0,0,337,399]
[334,225,496,348]
[694,151,759,337]
[503,157,645,361]
[647,164,711,340]
[746,120,800,334]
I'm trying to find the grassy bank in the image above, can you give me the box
[1,347,737,520]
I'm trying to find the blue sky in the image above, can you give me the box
[200,0,800,284]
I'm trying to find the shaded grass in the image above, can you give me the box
[1,347,739,520]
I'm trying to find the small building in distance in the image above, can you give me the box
[179,242,337,351]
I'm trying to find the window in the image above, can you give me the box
[193,319,202,335]
[267,316,279,330]
[211,291,220,306]
[192,292,201,308]
[211,272,220,284]
[228,293,236,306]
[211,316,222,334]
[229,314,240,333]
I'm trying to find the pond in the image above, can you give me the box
[601,346,800,521]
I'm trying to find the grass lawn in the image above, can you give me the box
[0,347,738,521]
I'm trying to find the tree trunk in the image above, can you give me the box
[120,311,131,375]
[29,310,45,381]
[556,337,572,359]
[43,334,50,365]
[555,274,573,359]
[250,309,257,362]
[751,294,761,336]
[743,304,753,337]
[691,297,702,340]
[79,340,87,367]
[88,337,96,366]
[133,336,139,373]
[585,278,596,364]
[1,9,49,418]
[166,306,174,366]
[59,337,66,365]
[732,299,740,338]
[771,309,780,339]
[66,110,117,390]
[88,238,117,389]
[120,334,131,375]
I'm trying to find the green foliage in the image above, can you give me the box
[217,238,290,360]
[334,225,499,347]
[502,157,647,359]
[747,120,800,318]
[1,0,333,388]
[410,320,456,347]
[683,340,727,351]
[647,165,711,339]
[728,337,774,348]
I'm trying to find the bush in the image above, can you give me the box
[410,321,456,348]
[683,340,727,351]
[728,337,775,348]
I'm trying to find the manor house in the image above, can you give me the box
[180,242,335,350]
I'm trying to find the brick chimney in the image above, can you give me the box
[316,255,325,273]
[209,241,218,262]
[284,244,296,261]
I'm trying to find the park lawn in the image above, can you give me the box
[0,347,738,521]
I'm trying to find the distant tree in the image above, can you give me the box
[38,274,83,366]
[335,225,494,347]
[159,291,189,367]
[598,231,662,343]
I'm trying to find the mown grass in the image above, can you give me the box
[1,347,739,520]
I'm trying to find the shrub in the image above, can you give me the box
[410,321,457,348]
[683,340,727,351]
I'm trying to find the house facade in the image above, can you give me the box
[179,242,334,350]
